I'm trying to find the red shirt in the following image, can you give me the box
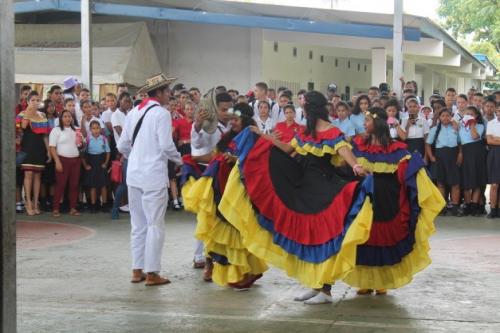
[173,118,193,142]
[15,100,27,115]
[274,121,303,143]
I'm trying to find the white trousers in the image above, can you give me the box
[194,239,205,263]
[128,186,168,273]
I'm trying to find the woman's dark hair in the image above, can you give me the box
[41,99,55,116]
[303,91,329,138]
[352,94,371,115]
[80,99,92,109]
[385,98,401,120]
[89,120,102,129]
[118,91,131,102]
[364,107,391,147]
[283,104,296,113]
[431,99,446,109]
[466,106,484,125]
[335,101,350,112]
[27,90,39,101]
[216,103,256,152]
[258,100,271,111]
[59,109,76,131]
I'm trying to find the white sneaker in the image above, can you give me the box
[294,289,319,302]
[304,292,333,305]
[119,205,130,213]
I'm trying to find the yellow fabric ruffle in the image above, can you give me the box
[342,169,445,289]
[356,155,412,173]
[181,176,200,213]
[183,175,268,286]
[291,138,351,167]
[218,164,373,289]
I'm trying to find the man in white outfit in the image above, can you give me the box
[117,73,182,286]
[190,91,233,281]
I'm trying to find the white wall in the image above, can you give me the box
[262,40,372,98]
[165,22,257,93]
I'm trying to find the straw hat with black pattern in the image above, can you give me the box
[137,73,177,94]
[196,87,219,134]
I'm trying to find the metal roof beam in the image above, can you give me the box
[15,0,421,41]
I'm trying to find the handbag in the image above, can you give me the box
[110,160,123,183]
[16,151,28,166]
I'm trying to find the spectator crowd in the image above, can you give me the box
[14,76,500,219]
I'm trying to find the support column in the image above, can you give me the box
[464,77,472,92]
[422,68,434,102]
[403,59,416,81]
[457,77,465,94]
[0,0,16,332]
[392,0,403,98]
[249,28,263,87]
[371,48,387,87]
[81,0,93,95]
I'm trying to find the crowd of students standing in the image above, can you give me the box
[14,76,500,219]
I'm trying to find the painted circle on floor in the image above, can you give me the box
[16,220,95,250]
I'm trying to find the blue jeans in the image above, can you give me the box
[113,158,128,210]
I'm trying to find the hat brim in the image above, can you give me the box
[137,77,177,94]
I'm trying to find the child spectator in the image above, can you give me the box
[15,85,31,115]
[486,103,500,218]
[350,94,370,135]
[404,98,429,158]
[82,121,110,213]
[459,106,487,216]
[255,100,274,134]
[421,106,433,128]
[332,101,355,140]
[274,104,303,143]
[173,100,195,156]
[425,109,462,216]
[384,98,406,141]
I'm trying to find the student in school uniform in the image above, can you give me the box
[486,103,500,218]
[273,104,303,143]
[350,94,370,135]
[425,108,463,216]
[332,101,355,140]
[255,100,275,134]
[384,98,407,141]
[404,98,429,158]
[82,121,111,213]
[458,106,487,216]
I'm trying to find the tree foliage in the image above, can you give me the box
[438,0,499,51]
[439,0,499,87]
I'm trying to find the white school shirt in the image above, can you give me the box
[295,106,307,125]
[111,109,126,143]
[117,100,181,191]
[101,108,114,124]
[255,117,275,134]
[190,121,230,156]
[486,118,500,138]
[271,103,286,124]
[404,115,429,139]
[48,126,80,158]
[81,116,105,137]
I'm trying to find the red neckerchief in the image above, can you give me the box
[138,97,160,110]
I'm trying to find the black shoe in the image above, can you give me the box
[479,205,487,215]
[487,208,498,219]
[448,205,463,217]
[439,208,447,216]
[90,204,98,214]
[173,202,182,211]
[462,204,471,216]
[101,204,110,213]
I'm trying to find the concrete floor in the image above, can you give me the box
[17,210,500,333]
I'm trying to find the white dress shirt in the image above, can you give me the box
[255,117,275,134]
[295,107,307,125]
[117,100,181,191]
[111,109,126,143]
[190,121,230,156]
